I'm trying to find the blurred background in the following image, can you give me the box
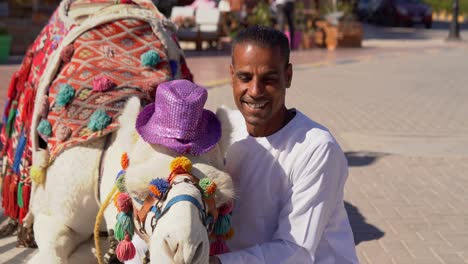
[0,0,467,58]
[1,1,468,263]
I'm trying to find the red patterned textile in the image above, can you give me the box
[1,9,68,221]
[45,19,172,161]
[1,0,193,227]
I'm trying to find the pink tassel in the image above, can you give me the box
[60,44,75,63]
[93,76,115,92]
[209,236,230,256]
[56,123,72,142]
[39,95,49,119]
[117,193,132,213]
[218,201,233,216]
[116,234,136,261]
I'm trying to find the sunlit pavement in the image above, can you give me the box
[1,23,468,263]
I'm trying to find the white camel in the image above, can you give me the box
[27,93,235,263]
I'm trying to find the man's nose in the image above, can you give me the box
[248,79,264,98]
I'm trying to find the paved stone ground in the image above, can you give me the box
[1,31,468,263]
[205,46,468,264]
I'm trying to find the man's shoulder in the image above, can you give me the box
[292,110,337,147]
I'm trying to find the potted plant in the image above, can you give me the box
[301,17,316,49]
[314,0,362,50]
[0,23,12,63]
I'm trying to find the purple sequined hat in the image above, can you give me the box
[135,79,221,155]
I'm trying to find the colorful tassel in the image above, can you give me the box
[37,119,52,137]
[93,76,115,92]
[219,201,233,216]
[20,88,36,126]
[224,228,234,240]
[148,178,169,199]
[56,84,75,107]
[117,193,132,213]
[214,214,231,235]
[60,44,75,63]
[56,123,72,142]
[30,166,46,185]
[12,131,27,174]
[199,178,217,199]
[7,175,19,218]
[113,191,122,208]
[121,152,129,170]
[5,103,17,138]
[114,212,134,241]
[209,236,230,256]
[2,174,11,210]
[116,234,136,261]
[115,174,127,193]
[88,109,111,132]
[170,156,192,173]
[141,50,160,67]
[19,181,31,223]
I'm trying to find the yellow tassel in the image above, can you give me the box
[30,166,46,185]
[94,185,118,264]
[170,156,192,173]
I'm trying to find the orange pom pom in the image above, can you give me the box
[121,152,129,170]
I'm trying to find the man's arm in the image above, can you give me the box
[217,141,349,264]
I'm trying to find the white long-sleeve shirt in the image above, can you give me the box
[217,109,359,264]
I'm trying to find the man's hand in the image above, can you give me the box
[209,256,221,264]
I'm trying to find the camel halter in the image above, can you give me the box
[94,154,233,264]
[132,171,217,242]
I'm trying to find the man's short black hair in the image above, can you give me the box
[232,25,290,66]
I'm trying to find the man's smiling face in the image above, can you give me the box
[230,42,292,137]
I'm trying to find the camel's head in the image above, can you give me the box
[114,82,235,263]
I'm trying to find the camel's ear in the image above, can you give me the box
[116,97,142,153]
[216,106,244,156]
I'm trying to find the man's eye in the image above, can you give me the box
[238,75,250,82]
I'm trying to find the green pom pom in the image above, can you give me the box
[214,214,231,235]
[37,119,52,136]
[56,84,75,107]
[199,177,217,198]
[114,212,134,241]
[141,50,160,67]
[115,173,127,193]
[88,109,111,131]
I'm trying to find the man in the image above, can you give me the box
[275,0,296,49]
[210,26,359,263]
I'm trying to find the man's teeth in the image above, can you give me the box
[246,102,267,109]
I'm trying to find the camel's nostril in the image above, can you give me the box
[163,237,177,259]
[192,242,203,262]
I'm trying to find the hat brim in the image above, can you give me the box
[135,103,221,156]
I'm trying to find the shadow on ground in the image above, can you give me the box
[345,201,385,245]
[345,151,388,167]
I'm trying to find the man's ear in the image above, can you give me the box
[286,63,293,88]
[230,64,235,85]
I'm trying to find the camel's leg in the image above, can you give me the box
[27,214,90,263]
[28,138,106,263]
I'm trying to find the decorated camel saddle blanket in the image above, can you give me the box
[1,0,192,231]
[33,0,193,163]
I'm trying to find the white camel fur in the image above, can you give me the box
[27,97,235,264]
